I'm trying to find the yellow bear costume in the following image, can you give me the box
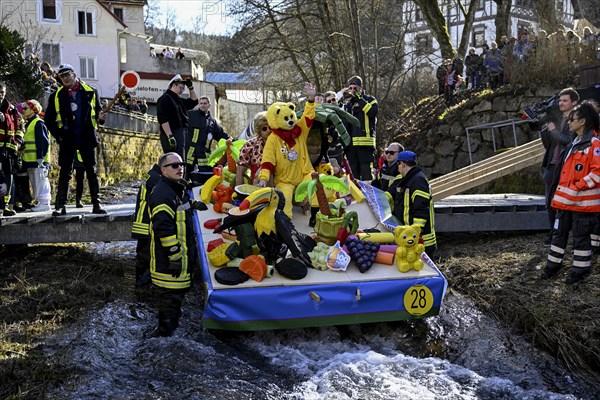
[258,101,316,218]
[394,224,425,272]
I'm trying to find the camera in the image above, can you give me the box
[523,93,560,125]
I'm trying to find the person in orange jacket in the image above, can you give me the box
[543,100,600,284]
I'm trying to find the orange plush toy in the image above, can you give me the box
[212,183,234,213]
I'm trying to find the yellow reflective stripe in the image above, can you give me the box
[0,142,17,151]
[55,87,64,128]
[186,146,195,164]
[176,208,188,274]
[150,272,191,289]
[403,191,410,224]
[414,218,426,227]
[151,204,175,218]
[131,222,149,235]
[412,190,431,202]
[352,137,375,146]
[192,128,199,143]
[160,235,178,247]
[0,129,16,135]
[197,159,209,166]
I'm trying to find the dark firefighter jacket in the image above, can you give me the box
[186,109,229,166]
[149,176,198,290]
[344,92,378,148]
[0,99,24,153]
[372,160,400,192]
[131,164,162,238]
[387,166,437,249]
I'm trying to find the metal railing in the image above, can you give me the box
[465,118,533,164]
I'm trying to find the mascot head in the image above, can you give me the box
[267,102,298,131]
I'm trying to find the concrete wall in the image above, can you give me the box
[219,99,265,138]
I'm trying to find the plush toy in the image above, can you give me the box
[212,183,234,213]
[394,224,425,273]
[258,83,316,218]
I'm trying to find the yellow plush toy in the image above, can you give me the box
[258,93,316,218]
[394,224,425,273]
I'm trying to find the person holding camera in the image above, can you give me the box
[156,74,198,159]
[343,75,378,181]
[541,87,579,244]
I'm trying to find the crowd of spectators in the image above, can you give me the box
[436,26,600,106]
[150,46,185,60]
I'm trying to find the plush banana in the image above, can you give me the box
[200,174,223,204]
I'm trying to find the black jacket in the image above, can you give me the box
[156,90,198,136]
[186,109,229,164]
[44,81,102,149]
[344,92,378,148]
[132,164,162,238]
[388,166,436,249]
[149,176,198,290]
[372,160,400,191]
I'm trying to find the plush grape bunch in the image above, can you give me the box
[345,237,381,273]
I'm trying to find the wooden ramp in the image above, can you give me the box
[430,139,545,202]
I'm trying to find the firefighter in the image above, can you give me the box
[131,162,162,288]
[0,81,24,216]
[45,64,108,216]
[185,96,230,180]
[148,152,206,336]
[387,151,437,257]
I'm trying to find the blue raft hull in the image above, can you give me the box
[192,187,447,331]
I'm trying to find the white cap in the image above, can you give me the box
[168,74,184,87]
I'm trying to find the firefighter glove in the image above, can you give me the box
[168,261,182,278]
[184,79,194,90]
[191,200,208,211]
[168,135,177,150]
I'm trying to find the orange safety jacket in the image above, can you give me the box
[551,130,600,213]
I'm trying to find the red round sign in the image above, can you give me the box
[120,70,140,90]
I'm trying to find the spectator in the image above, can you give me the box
[139,99,148,114]
[451,51,464,85]
[513,31,532,63]
[541,87,579,244]
[483,41,504,89]
[45,64,108,216]
[150,47,157,57]
[160,49,166,58]
[436,59,450,95]
[443,62,457,106]
[175,48,185,59]
[464,47,481,90]
[165,47,174,59]
[479,44,489,88]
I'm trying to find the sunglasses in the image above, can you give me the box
[164,162,185,169]
[326,98,337,103]
[568,117,581,123]
[261,126,270,132]
[384,150,398,155]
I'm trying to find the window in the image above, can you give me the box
[42,43,60,67]
[415,34,432,56]
[43,0,57,20]
[114,7,124,21]
[77,10,94,35]
[120,38,127,64]
[473,26,486,47]
[415,7,423,22]
[476,0,484,11]
[515,0,533,7]
[79,56,96,80]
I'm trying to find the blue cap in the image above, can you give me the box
[397,150,417,162]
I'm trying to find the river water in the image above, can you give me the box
[46,241,599,400]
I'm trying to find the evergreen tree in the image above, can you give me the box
[0,26,43,101]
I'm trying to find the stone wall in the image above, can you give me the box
[394,86,562,194]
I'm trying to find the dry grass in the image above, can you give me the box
[0,244,133,399]
[438,231,600,377]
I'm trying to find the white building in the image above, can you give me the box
[403,0,576,69]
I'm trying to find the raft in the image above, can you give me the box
[192,185,447,331]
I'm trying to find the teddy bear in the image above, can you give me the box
[257,82,317,218]
[394,224,425,273]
